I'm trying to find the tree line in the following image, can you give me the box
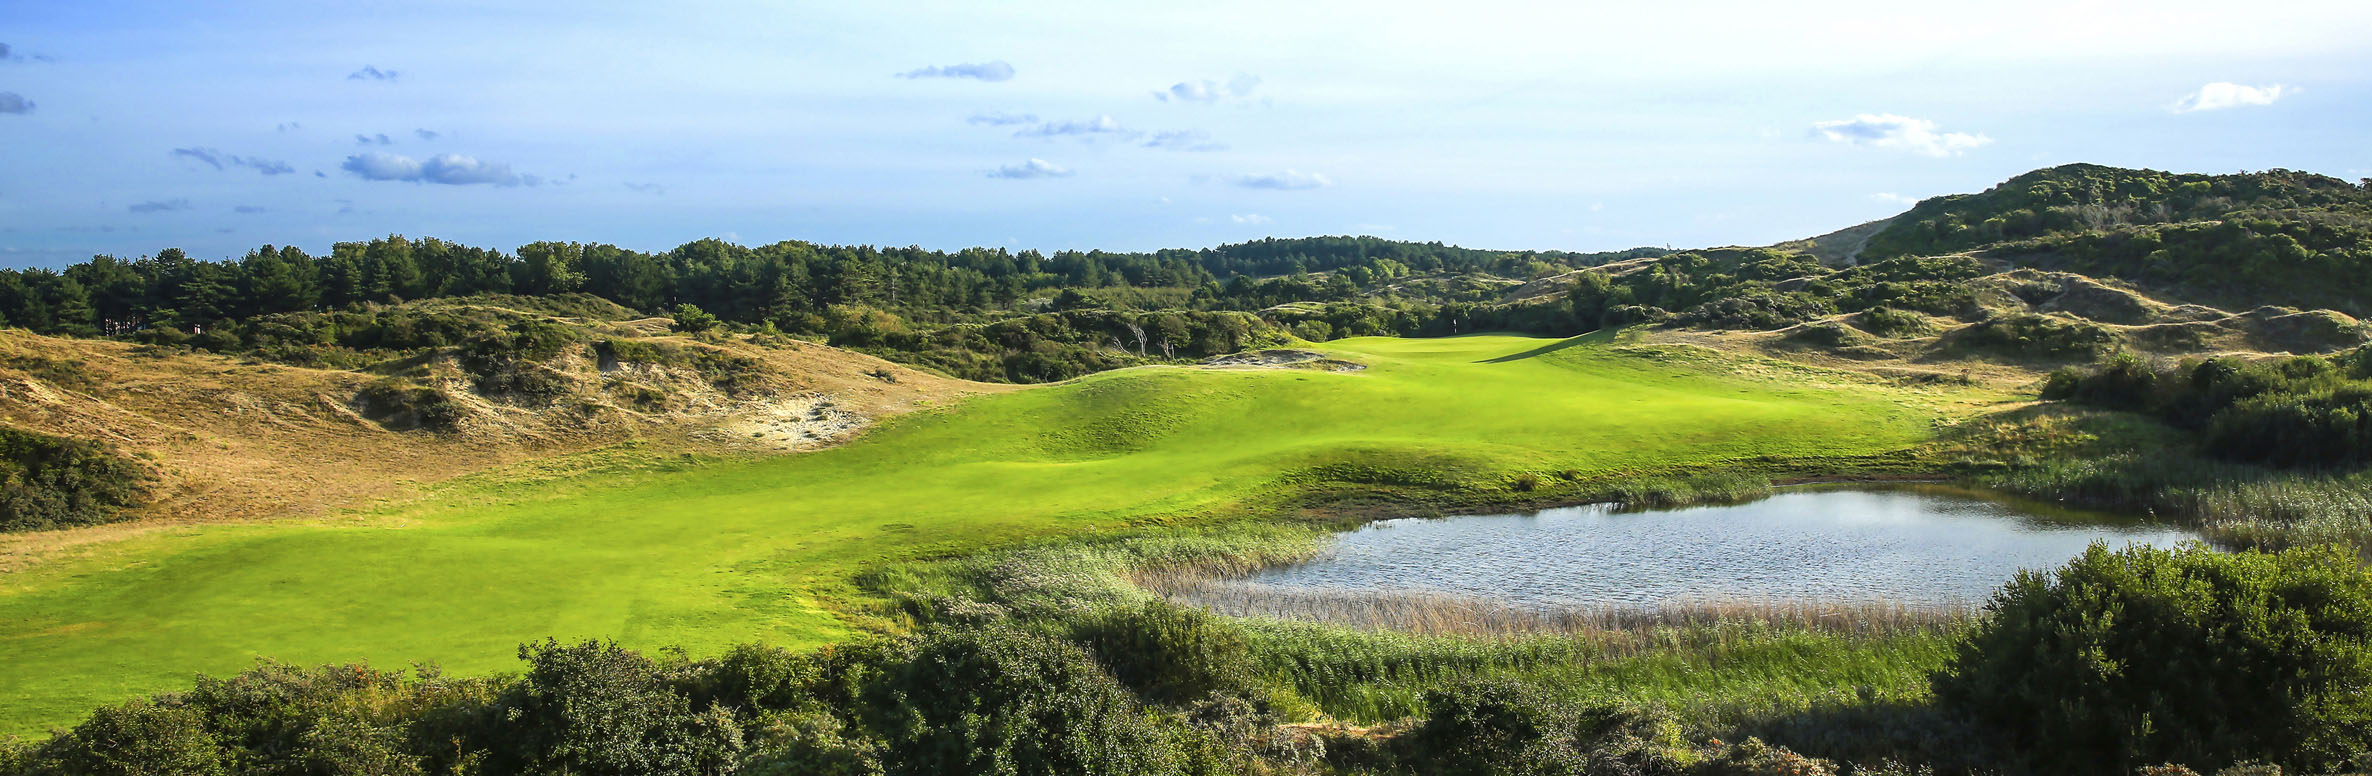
[0,235,1660,340]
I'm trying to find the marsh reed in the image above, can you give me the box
[1136,569,1968,639]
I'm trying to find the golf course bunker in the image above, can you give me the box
[1173,485,2201,619]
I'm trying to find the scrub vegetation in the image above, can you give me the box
[8,164,2372,774]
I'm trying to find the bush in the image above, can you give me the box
[1072,601,1256,707]
[672,304,720,333]
[481,640,744,776]
[860,625,1183,776]
[0,425,152,532]
[17,700,226,776]
[1403,677,1689,776]
[1934,543,2372,773]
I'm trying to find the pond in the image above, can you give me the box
[1178,485,2200,616]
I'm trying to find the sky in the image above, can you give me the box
[0,0,2367,268]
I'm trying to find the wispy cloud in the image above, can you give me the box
[987,158,1073,180]
[1811,113,1991,157]
[2172,82,2291,113]
[1872,192,1922,205]
[1230,213,1271,224]
[128,198,192,214]
[624,181,666,195]
[348,65,399,81]
[1155,74,1261,103]
[1233,170,1331,190]
[896,61,1014,82]
[967,111,1038,126]
[1015,115,1137,140]
[0,92,32,115]
[414,128,441,141]
[356,133,394,146]
[1143,130,1226,152]
[233,205,267,214]
[172,147,295,176]
[275,122,300,132]
[341,152,536,186]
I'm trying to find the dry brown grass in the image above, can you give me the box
[0,317,997,558]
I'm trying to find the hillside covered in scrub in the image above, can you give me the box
[9,164,2372,776]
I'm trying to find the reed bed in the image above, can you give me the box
[1141,572,1966,639]
[1982,452,2372,556]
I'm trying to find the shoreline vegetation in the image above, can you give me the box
[7,164,2372,772]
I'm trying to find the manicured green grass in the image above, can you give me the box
[0,333,1946,736]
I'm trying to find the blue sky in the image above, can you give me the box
[1,0,2366,267]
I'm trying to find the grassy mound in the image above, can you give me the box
[0,333,1945,735]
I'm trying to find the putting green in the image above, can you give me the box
[0,333,1942,735]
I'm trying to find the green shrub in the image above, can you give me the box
[1858,307,1933,338]
[1403,677,1689,776]
[17,700,227,776]
[1951,313,2117,359]
[481,640,744,776]
[860,625,1183,776]
[673,304,720,333]
[1073,601,1257,707]
[0,425,151,532]
[738,711,883,776]
[1934,543,2372,773]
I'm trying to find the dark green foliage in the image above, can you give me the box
[738,711,883,776]
[1864,164,2372,316]
[1857,307,1931,338]
[0,425,151,532]
[1402,677,1689,776]
[353,380,467,432]
[2041,351,2372,466]
[2205,385,2372,466]
[14,700,227,776]
[1072,601,1257,706]
[1935,543,2372,773]
[481,640,744,776]
[861,625,1184,776]
[672,303,720,333]
[1947,313,2116,359]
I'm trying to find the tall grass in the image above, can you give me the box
[1144,576,1961,639]
[1981,452,2372,555]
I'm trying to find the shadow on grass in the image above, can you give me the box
[1477,330,1608,364]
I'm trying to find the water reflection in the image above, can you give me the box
[1232,485,2198,609]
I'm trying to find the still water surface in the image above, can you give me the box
[1235,485,2201,608]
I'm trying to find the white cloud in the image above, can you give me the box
[1812,113,1992,157]
[1155,73,1261,103]
[1015,115,1136,140]
[2171,82,2291,112]
[172,147,294,176]
[341,152,534,186]
[1229,213,1271,224]
[1872,192,1922,205]
[1143,130,1225,152]
[987,158,1072,179]
[896,61,1015,82]
[1233,170,1331,190]
[127,198,191,214]
[966,111,1037,126]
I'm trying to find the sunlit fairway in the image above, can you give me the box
[0,333,1948,735]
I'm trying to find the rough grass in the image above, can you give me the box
[0,333,1948,735]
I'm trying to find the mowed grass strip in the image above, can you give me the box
[0,333,1940,735]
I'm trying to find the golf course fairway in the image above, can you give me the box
[0,333,1947,735]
